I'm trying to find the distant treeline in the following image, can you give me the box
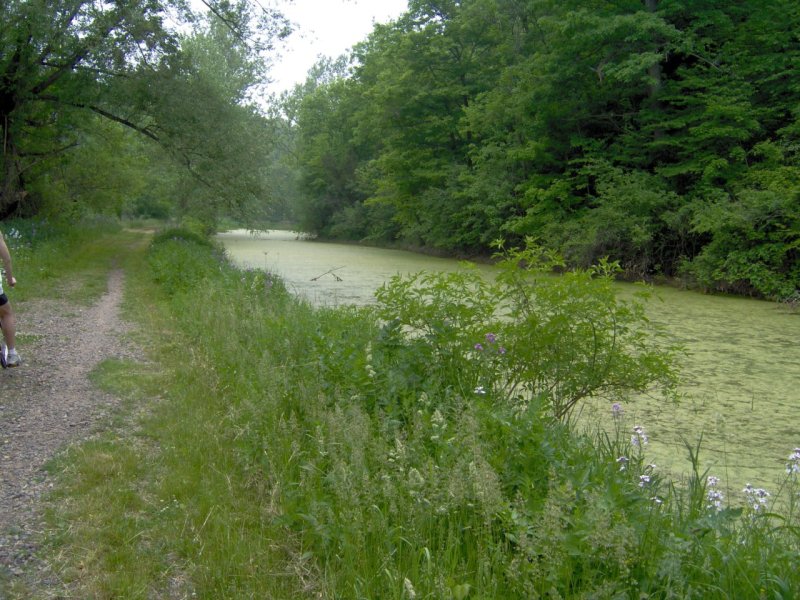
[280,0,799,300]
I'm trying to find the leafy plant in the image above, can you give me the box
[373,240,679,421]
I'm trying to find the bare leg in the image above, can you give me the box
[0,302,16,350]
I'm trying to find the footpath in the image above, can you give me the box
[0,269,138,594]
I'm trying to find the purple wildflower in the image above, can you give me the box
[706,476,724,511]
[743,483,770,511]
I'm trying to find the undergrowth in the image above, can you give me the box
[22,225,800,598]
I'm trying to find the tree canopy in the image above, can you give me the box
[285,0,799,300]
[0,0,288,225]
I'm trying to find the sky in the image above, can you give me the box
[267,0,409,94]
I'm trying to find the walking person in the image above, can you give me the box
[0,229,21,367]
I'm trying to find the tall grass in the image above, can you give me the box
[34,227,800,598]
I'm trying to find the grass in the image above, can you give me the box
[7,218,128,305]
[5,221,799,598]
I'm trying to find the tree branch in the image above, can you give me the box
[87,105,160,141]
[39,94,161,142]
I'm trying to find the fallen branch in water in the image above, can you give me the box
[311,267,344,282]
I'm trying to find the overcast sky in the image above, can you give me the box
[267,0,408,94]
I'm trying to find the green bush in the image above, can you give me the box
[374,241,679,421]
[147,228,223,296]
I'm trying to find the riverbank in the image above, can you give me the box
[243,228,800,303]
[3,225,799,598]
[220,228,800,492]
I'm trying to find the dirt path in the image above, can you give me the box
[0,269,138,589]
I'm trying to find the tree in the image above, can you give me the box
[0,0,288,223]
[287,0,799,297]
[0,0,178,214]
[363,0,503,249]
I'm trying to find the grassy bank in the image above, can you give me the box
[11,225,800,598]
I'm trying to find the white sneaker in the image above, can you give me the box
[5,349,21,367]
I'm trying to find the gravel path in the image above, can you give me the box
[0,269,138,592]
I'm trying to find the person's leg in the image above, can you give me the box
[0,296,14,348]
[0,295,20,366]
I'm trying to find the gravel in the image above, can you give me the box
[0,269,139,595]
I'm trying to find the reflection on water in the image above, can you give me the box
[219,230,800,495]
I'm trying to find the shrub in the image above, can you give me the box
[147,228,223,296]
[373,240,679,422]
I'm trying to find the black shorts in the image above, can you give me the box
[0,294,8,307]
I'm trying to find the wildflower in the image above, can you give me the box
[651,496,663,505]
[616,456,628,471]
[474,343,484,351]
[707,489,724,511]
[474,385,486,395]
[403,577,417,599]
[787,448,800,474]
[631,425,648,447]
[485,333,497,344]
[639,475,651,487]
[611,402,623,417]
[742,483,770,511]
[706,476,724,511]
[498,346,506,354]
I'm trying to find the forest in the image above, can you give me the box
[0,0,287,228]
[1,0,798,300]
[280,0,800,301]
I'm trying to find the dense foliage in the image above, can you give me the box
[284,0,799,300]
[0,0,287,226]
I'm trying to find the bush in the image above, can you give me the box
[373,241,679,421]
[147,228,223,296]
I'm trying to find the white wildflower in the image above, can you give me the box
[706,475,724,511]
[742,483,770,512]
[631,425,648,447]
[403,577,417,599]
[786,448,800,474]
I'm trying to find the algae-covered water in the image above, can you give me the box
[581,284,799,496]
[219,230,800,496]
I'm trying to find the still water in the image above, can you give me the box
[219,229,800,495]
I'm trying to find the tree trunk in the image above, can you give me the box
[645,0,663,98]
[1,117,25,217]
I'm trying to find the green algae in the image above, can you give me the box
[220,230,800,498]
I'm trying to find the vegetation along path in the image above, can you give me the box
[0,268,137,590]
